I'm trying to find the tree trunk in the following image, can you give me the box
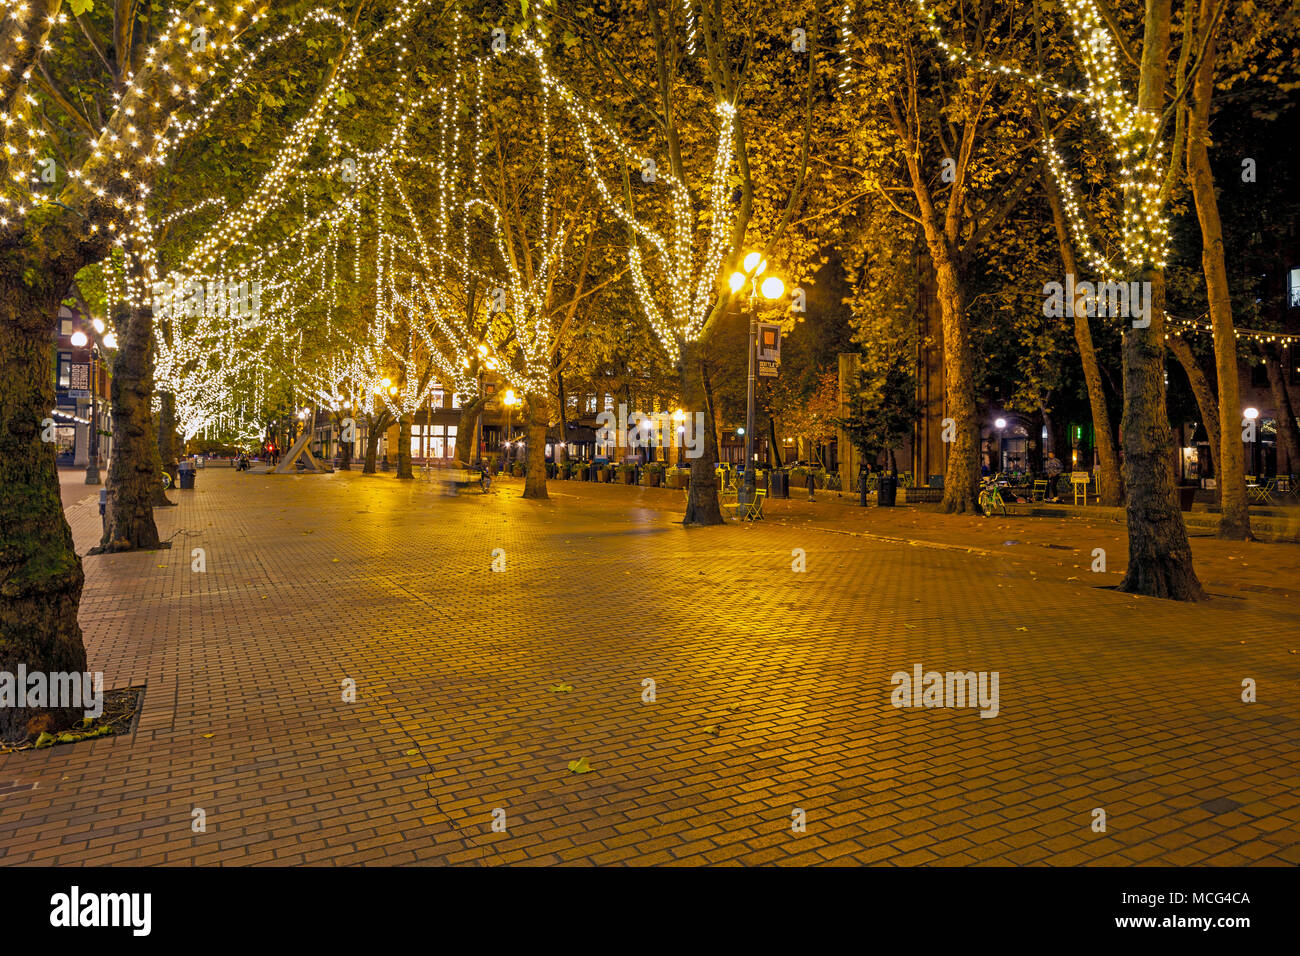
[522,393,549,500]
[1117,0,1204,600]
[1262,348,1300,476]
[153,390,178,508]
[1187,0,1249,539]
[0,269,89,742]
[682,341,724,525]
[700,357,722,465]
[1043,175,1124,505]
[1167,334,1220,489]
[1119,271,1205,600]
[362,416,383,474]
[396,413,413,479]
[157,391,180,465]
[929,253,980,513]
[456,396,486,467]
[768,414,783,468]
[335,412,352,471]
[98,302,166,553]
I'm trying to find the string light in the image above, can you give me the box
[912,0,1171,279]
[516,33,737,365]
[1167,314,1299,346]
[838,4,854,90]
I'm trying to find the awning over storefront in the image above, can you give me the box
[51,408,90,426]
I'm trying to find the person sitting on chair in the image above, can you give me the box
[1045,452,1064,500]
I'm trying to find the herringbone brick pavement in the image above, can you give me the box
[1,469,1295,866]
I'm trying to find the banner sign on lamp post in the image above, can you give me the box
[757,324,781,377]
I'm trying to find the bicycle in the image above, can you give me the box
[978,475,1007,517]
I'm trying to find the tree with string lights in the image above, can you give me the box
[0,0,275,740]
[913,0,1210,598]
[520,0,820,523]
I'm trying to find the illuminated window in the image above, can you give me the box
[411,424,458,459]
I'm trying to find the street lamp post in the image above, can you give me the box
[994,417,1007,474]
[743,293,758,497]
[730,253,784,503]
[476,345,488,468]
[1244,407,1259,476]
[85,344,102,484]
[503,388,520,468]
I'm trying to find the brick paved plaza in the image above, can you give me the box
[3,469,1297,866]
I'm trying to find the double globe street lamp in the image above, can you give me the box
[729,252,784,503]
[71,321,117,486]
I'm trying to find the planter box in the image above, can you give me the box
[620,470,636,484]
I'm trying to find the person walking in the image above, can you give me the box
[806,467,817,503]
[1045,451,1064,500]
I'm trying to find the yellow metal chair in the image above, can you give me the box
[736,488,766,521]
[1255,478,1277,504]
[1070,472,1091,506]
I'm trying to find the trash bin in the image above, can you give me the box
[770,469,789,499]
[1178,484,1196,512]
[878,474,898,507]
[178,461,196,490]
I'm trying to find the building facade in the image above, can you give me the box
[52,299,113,470]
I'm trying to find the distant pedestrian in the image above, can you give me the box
[806,468,816,503]
[1045,452,1064,499]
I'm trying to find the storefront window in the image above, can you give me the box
[410,424,458,459]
